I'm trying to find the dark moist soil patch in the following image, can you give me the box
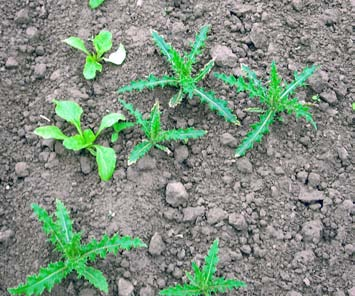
[1,0,354,295]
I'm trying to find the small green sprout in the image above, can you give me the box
[160,238,246,295]
[352,102,355,111]
[89,0,105,9]
[119,99,207,165]
[118,25,238,124]
[34,100,125,181]
[215,62,317,157]
[8,199,146,295]
[63,30,126,80]
[311,94,320,103]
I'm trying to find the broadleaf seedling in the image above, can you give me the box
[119,99,207,165]
[34,100,126,181]
[160,238,246,295]
[89,0,105,9]
[8,199,146,295]
[215,62,317,157]
[118,25,239,124]
[63,31,126,80]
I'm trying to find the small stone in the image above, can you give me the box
[344,244,355,256]
[137,155,156,171]
[139,286,154,296]
[68,88,89,100]
[308,70,329,93]
[220,133,237,148]
[236,158,253,174]
[291,0,303,11]
[174,145,189,163]
[308,173,321,187]
[0,229,14,243]
[15,8,31,24]
[292,250,315,265]
[207,208,228,225]
[320,90,337,104]
[26,26,39,40]
[117,278,134,296]
[182,206,205,222]
[79,156,92,175]
[298,187,324,203]
[78,288,97,296]
[5,57,19,69]
[149,232,165,256]
[296,171,308,183]
[210,45,238,68]
[250,24,268,49]
[229,213,248,231]
[34,63,47,79]
[240,245,252,255]
[15,162,29,177]
[286,291,302,296]
[337,147,349,161]
[301,220,323,243]
[50,69,61,81]
[274,166,285,175]
[166,182,188,207]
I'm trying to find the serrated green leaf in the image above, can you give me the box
[155,144,171,154]
[284,98,317,129]
[235,110,275,157]
[194,59,214,83]
[193,88,239,124]
[84,56,102,80]
[267,62,282,107]
[97,113,125,137]
[63,37,90,56]
[8,261,70,296]
[55,200,73,244]
[52,100,83,133]
[118,74,178,93]
[118,99,149,135]
[151,30,175,62]
[159,284,201,296]
[208,277,247,293]
[202,239,219,284]
[239,64,267,102]
[34,126,68,140]
[94,145,116,181]
[31,204,65,252]
[214,72,238,87]
[63,135,88,151]
[150,101,161,140]
[93,31,112,57]
[169,88,184,107]
[188,24,210,64]
[159,128,206,142]
[89,0,105,9]
[128,141,153,165]
[76,264,108,293]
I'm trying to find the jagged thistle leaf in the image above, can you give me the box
[159,284,201,296]
[76,264,108,293]
[117,74,178,93]
[235,110,275,158]
[188,24,210,64]
[267,62,282,107]
[118,99,149,135]
[202,239,219,283]
[214,72,238,87]
[159,128,206,142]
[284,98,317,129]
[238,64,268,102]
[82,234,146,262]
[169,88,184,108]
[128,141,153,165]
[55,199,73,244]
[193,88,239,124]
[150,101,161,140]
[194,60,214,83]
[208,277,247,293]
[8,261,70,296]
[31,203,65,252]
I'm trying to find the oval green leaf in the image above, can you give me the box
[63,135,87,151]
[94,145,116,181]
[93,31,112,57]
[97,113,125,136]
[52,100,83,132]
[83,56,102,80]
[63,37,90,55]
[34,126,68,140]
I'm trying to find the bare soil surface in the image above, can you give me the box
[1,0,354,295]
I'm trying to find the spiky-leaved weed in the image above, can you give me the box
[119,99,207,165]
[160,238,246,295]
[8,200,146,295]
[34,100,129,181]
[63,30,125,80]
[215,62,317,157]
[89,0,105,9]
[118,25,239,124]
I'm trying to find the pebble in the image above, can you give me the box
[50,69,61,81]
[344,244,355,256]
[308,172,321,187]
[26,26,39,40]
[220,133,238,148]
[117,278,134,296]
[79,156,92,175]
[207,208,228,225]
[15,8,31,24]
[139,286,154,296]
[0,229,14,243]
[174,145,189,163]
[15,162,29,177]
[320,90,337,104]
[296,171,308,183]
[78,289,97,296]
[149,232,165,256]
[34,63,47,79]
[308,70,329,93]
[250,24,268,49]
[240,245,252,255]
[137,155,156,171]
[236,158,253,174]
[298,187,324,203]
[291,0,303,11]
[210,45,238,68]
[292,250,315,265]
[182,206,205,222]
[301,220,323,243]
[5,57,19,69]
[228,213,248,231]
[68,88,89,100]
[337,147,349,161]
[165,182,188,207]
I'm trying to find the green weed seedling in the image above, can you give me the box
[8,199,146,295]
[119,99,207,165]
[34,100,125,181]
[63,30,126,80]
[89,0,105,9]
[160,238,246,295]
[118,25,239,124]
[352,102,355,111]
[215,62,317,157]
